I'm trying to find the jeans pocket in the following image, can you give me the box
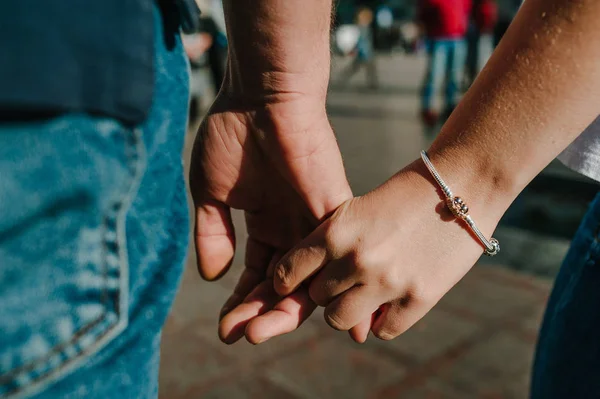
[0,114,145,398]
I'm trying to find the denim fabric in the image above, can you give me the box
[421,38,467,111]
[531,192,600,398]
[475,34,494,75]
[0,6,189,399]
[466,30,494,81]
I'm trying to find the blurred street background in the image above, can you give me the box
[160,0,599,398]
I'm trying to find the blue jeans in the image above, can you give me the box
[0,6,189,399]
[531,192,600,398]
[421,38,467,112]
[466,30,494,82]
[475,34,494,76]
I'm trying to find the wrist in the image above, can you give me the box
[370,150,511,247]
[423,145,517,228]
[364,157,504,256]
[215,68,330,138]
[222,0,332,101]
[222,60,329,106]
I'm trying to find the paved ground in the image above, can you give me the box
[159,53,559,398]
[160,256,551,398]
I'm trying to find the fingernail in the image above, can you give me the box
[376,332,394,341]
[254,337,270,345]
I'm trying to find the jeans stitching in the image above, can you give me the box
[0,124,143,397]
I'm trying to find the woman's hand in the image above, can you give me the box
[257,157,507,341]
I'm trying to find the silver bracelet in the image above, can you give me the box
[420,150,500,256]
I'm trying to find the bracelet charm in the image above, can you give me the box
[420,150,500,257]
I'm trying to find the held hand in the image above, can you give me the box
[252,159,505,341]
[190,88,368,344]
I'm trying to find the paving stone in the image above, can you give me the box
[189,376,298,399]
[472,265,553,294]
[504,372,532,399]
[386,379,469,399]
[489,226,571,278]
[159,324,231,399]
[162,313,181,337]
[263,337,407,399]
[195,317,322,373]
[438,266,547,322]
[305,305,329,329]
[366,308,481,364]
[518,302,548,340]
[434,331,535,398]
[168,269,231,329]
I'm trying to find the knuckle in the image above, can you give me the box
[324,309,349,331]
[377,269,403,293]
[350,247,377,275]
[406,279,431,306]
[323,223,343,254]
[349,250,367,272]
[275,262,294,291]
[297,245,324,264]
[322,218,352,257]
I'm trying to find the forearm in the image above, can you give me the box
[222,0,333,101]
[427,0,600,216]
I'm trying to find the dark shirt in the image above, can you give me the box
[0,0,155,124]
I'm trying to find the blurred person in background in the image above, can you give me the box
[184,13,227,122]
[373,5,402,53]
[374,5,394,50]
[199,14,227,95]
[465,0,498,87]
[183,30,214,121]
[417,0,472,127]
[339,7,379,90]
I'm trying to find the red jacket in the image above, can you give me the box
[418,0,472,38]
[474,0,498,33]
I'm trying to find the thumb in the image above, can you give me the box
[273,221,330,297]
[194,199,235,281]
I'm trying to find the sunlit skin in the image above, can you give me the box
[189,0,372,344]
[192,0,600,344]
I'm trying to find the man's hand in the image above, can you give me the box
[189,90,355,344]
[190,0,380,344]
